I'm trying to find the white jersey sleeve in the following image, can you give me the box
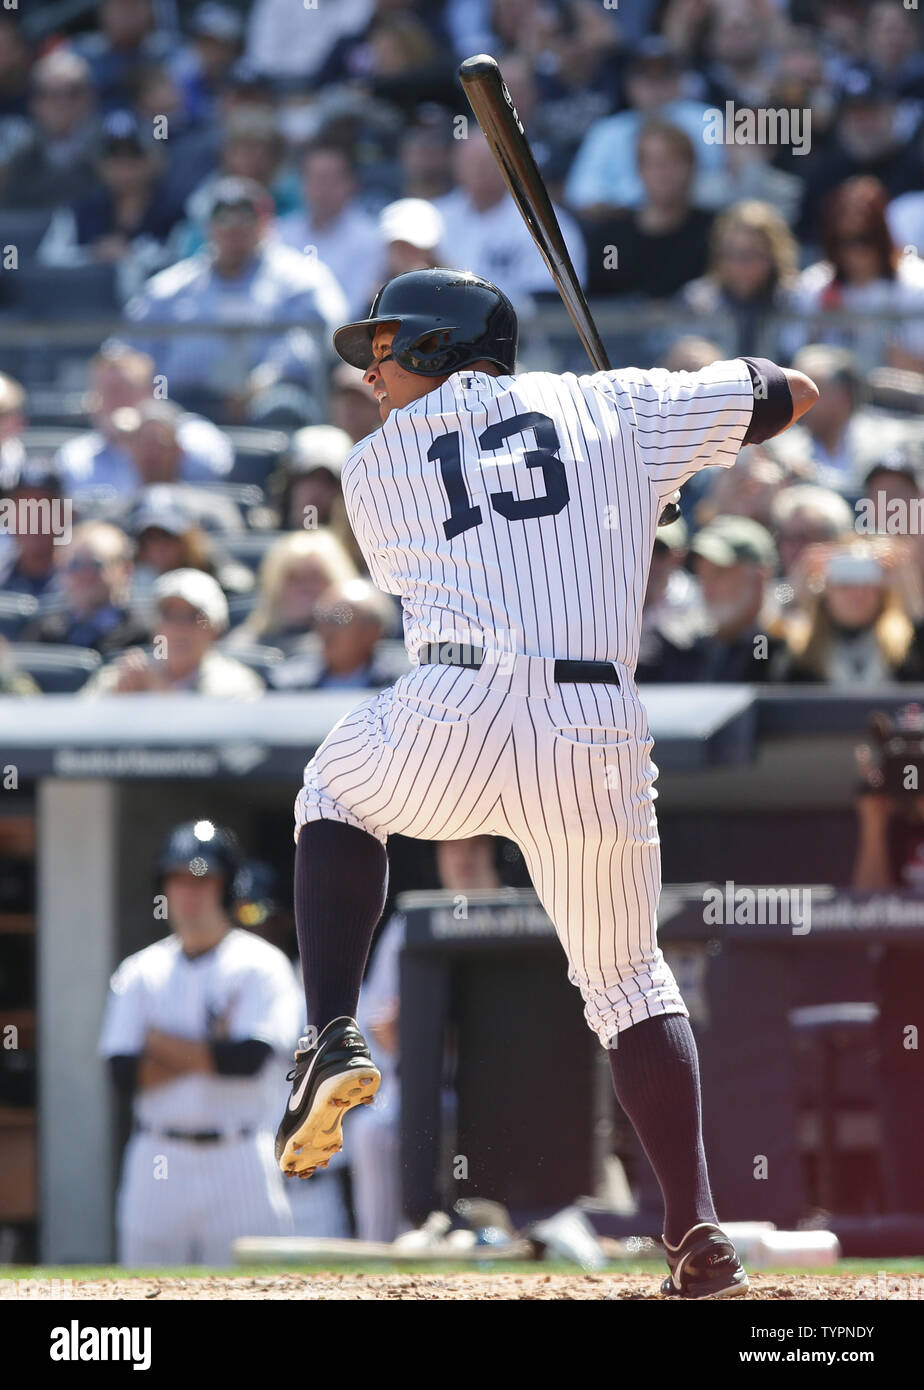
[227,950,303,1054]
[585,358,755,500]
[98,957,150,1058]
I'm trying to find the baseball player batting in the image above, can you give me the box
[275,268,818,1298]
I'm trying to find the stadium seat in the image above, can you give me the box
[220,530,288,573]
[1,264,120,319]
[217,640,285,683]
[0,209,53,263]
[221,427,289,487]
[10,643,101,693]
[0,591,38,638]
[225,592,256,629]
[20,426,88,456]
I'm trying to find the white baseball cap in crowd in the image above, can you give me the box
[379,198,445,252]
[288,424,353,478]
[153,568,229,632]
[826,549,884,587]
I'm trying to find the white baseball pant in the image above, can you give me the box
[116,1129,293,1267]
[295,652,688,1046]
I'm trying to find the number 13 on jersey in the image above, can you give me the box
[428,410,571,540]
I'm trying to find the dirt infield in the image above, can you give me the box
[42,1272,873,1300]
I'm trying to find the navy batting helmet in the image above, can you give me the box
[155,820,241,909]
[332,268,518,377]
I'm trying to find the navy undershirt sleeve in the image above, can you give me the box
[740,356,793,444]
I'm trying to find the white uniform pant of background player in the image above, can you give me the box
[116,1130,293,1266]
[295,652,688,1046]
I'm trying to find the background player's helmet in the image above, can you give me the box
[155,819,241,910]
[333,268,518,377]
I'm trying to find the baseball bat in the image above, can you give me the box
[458,54,680,526]
[458,53,609,373]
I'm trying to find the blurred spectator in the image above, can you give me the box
[83,568,264,697]
[688,515,784,680]
[0,17,30,123]
[274,578,395,690]
[245,0,373,84]
[860,449,922,531]
[0,635,40,696]
[131,61,222,215]
[765,28,838,166]
[270,425,353,531]
[174,106,296,263]
[659,336,723,373]
[119,478,245,542]
[230,531,359,655]
[502,10,622,191]
[316,3,455,113]
[125,177,346,424]
[789,178,924,374]
[329,362,381,444]
[0,50,100,209]
[21,520,147,654]
[697,0,783,110]
[69,0,178,113]
[780,541,924,685]
[0,461,65,600]
[682,200,799,356]
[379,197,444,280]
[0,371,26,489]
[398,104,455,202]
[582,122,713,300]
[275,143,384,317]
[887,185,924,262]
[862,1,924,101]
[436,130,585,310]
[129,494,214,584]
[635,517,708,683]
[55,342,232,505]
[168,4,244,126]
[770,483,854,605]
[798,74,921,243]
[117,400,222,489]
[694,445,785,530]
[782,345,866,491]
[563,36,725,213]
[37,110,181,302]
[124,486,252,599]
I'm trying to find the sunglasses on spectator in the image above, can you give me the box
[210,203,259,225]
[63,556,105,574]
[157,602,203,624]
[720,246,772,262]
[35,84,86,100]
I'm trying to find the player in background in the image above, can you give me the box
[274,269,818,1298]
[100,820,302,1266]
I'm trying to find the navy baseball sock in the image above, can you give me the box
[607,1012,718,1248]
[294,819,389,1035]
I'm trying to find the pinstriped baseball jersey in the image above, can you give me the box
[340,360,754,667]
[296,358,756,1046]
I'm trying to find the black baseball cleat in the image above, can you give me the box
[275,1017,381,1178]
[660,1222,750,1299]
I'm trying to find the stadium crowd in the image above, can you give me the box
[0,0,923,700]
